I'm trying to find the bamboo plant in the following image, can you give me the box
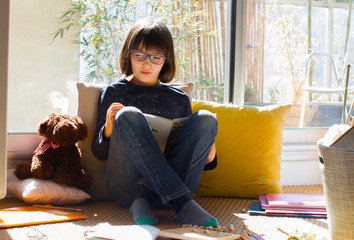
[53,0,225,103]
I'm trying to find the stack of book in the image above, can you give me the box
[248,193,327,218]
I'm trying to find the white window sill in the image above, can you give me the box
[6,128,328,186]
[281,128,327,185]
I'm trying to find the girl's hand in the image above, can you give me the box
[104,103,125,138]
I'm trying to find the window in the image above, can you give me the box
[242,0,354,128]
[6,0,332,185]
[8,0,79,134]
[235,1,342,184]
[11,1,351,132]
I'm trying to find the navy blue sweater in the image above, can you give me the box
[91,78,192,161]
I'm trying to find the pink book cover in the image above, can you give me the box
[266,193,326,210]
[259,196,269,209]
[265,209,327,215]
[259,195,326,211]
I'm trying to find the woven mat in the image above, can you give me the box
[0,185,328,240]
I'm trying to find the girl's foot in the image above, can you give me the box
[177,200,218,227]
[129,198,158,226]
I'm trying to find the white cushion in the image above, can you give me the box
[7,179,91,205]
[77,82,110,200]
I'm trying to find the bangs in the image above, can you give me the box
[132,27,170,55]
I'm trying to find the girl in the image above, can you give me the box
[91,18,218,227]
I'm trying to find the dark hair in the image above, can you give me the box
[119,18,176,83]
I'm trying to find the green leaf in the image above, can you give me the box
[52,28,64,41]
[62,10,73,17]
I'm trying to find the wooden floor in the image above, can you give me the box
[0,185,328,240]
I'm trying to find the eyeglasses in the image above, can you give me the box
[130,50,166,65]
[26,227,48,240]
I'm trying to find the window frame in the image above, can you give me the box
[0,0,10,198]
[228,0,327,185]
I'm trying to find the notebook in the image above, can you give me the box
[266,193,326,210]
[248,201,327,219]
[0,206,87,228]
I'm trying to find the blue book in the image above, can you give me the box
[248,201,327,219]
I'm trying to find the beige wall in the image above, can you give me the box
[8,0,80,132]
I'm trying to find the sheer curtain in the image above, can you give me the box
[0,0,10,198]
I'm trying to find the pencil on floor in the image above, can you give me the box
[241,233,253,240]
[32,204,83,212]
[241,233,265,240]
[252,234,266,240]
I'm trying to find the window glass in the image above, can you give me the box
[12,0,350,131]
[9,0,229,133]
[8,0,227,133]
[8,0,79,133]
[59,0,227,102]
[244,0,354,128]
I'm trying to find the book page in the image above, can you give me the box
[144,114,173,152]
[84,224,159,240]
[165,117,188,149]
[158,227,240,240]
[144,114,187,152]
[330,125,354,149]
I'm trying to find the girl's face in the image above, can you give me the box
[130,47,166,86]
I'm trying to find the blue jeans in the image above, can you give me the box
[104,107,218,208]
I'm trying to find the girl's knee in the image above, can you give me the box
[193,110,218,129]
[116,107,141,119]
[114,107,144,125]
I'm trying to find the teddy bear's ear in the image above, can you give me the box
[38,113,55,136]
[75,116,88,141]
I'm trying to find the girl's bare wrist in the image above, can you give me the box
[104,124,113,138]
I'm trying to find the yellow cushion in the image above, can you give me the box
[192,100,291,198]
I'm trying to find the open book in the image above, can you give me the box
[330,125,354,149]
[144,114,188,152]
[85,225,240,240]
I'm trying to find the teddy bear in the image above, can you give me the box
[14,113,92,191]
